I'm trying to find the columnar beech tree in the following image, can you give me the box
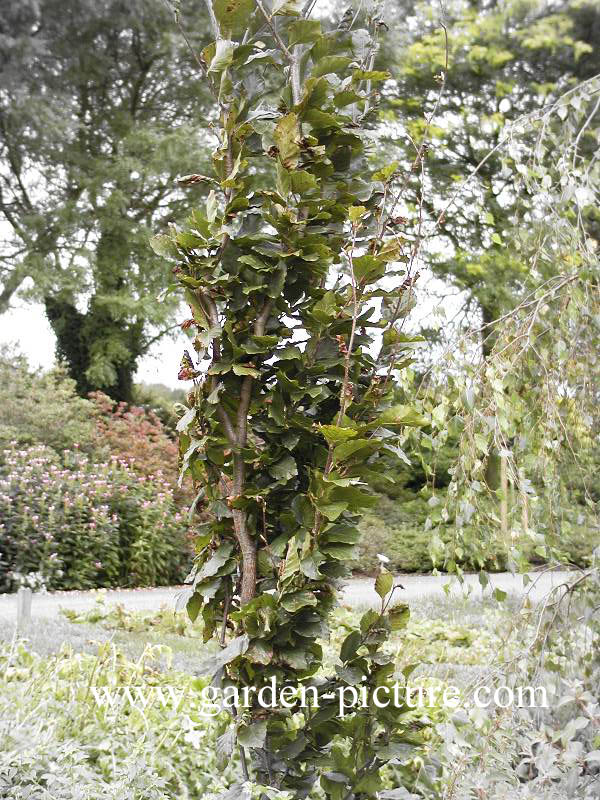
[154,2,428,797]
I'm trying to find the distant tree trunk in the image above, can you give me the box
[481,301,499,360]
[44,294,92,395]
[44,224,145,403]
[45,293,142,403]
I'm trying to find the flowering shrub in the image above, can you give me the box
[90,392,178,479]
[89,391,195,506]
[0,444,192,592]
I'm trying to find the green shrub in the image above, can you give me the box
[131,382,186,432]
[356,493,512,574]
[356,492,597,574]
[0,348,95,454]
[356,515,434,574]
[0,444,192,592]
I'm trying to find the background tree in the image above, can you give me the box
[0,0,213,400]
[380,0,600,351]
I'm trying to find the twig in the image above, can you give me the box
[254,0,293,61]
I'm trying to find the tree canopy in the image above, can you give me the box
[382,0,600,350]
[0,0,213,399]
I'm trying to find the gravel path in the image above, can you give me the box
[0,569,577,626]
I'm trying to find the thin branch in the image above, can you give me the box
[254,0,294,62]
[141,322,181,351]
[202,0,220,39]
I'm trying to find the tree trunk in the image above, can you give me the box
[44,221,145,403]
[45,292,142,403]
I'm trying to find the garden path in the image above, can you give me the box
[0,569,577,624]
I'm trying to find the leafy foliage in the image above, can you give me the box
[158,1,431,796]
[418,73,600,576]
[383,0,600,350]
[0,347,96,453]
[0,444,191,592]
[0,641,237,799]
[0,0,214,400]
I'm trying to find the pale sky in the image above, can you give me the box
[0,299,185,388]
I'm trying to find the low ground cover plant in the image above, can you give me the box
[2,582,597,799]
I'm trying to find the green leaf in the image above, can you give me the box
[208,39,236,73]
[279,648,308,669]
[322,524,360,543]
[317,501,347,521]
[360,608,380,634]
[332,438,375,464]
[388,603,410,631]
[333,89,363,108]
[176,406,197,432]
[320,543,357,561]
[318,425,358,445]
[272,0,301,14]
[354,772,382,794]
[242,335,278,354]
[353,254,385,283]
[312,290,338,322]
[374,405,429,428]
[312,55,352,78]
[348,205,367,222]
[375,568,393,599]
[277,345,302,360]
[291,170,318,194]
[269,454,297,482]
[281,537,301,582]
[274,112,300,169]
[238,720,267,749]
[206,190,218,223]
[300,554,324,579]
[352,69,390,82]
[280,590,318,612]
[329,485,376,511]
[304,108,341,129]
[340,630,361,662]
[373,161,399,182]
[288,19,321,45]
[186,592,202,622]
[203,634,249,675]
[194,579,220,601]
[213,0,255,35]
[232,364,260,377]
[196,543,234,581]
[247,640,274,665]
[215,726,236,768]
[238,254,272,271]
[149,233,178,259]
[336,664,364,684]
[176,231,203,249]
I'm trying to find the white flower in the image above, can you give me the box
[376,553,390,564]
